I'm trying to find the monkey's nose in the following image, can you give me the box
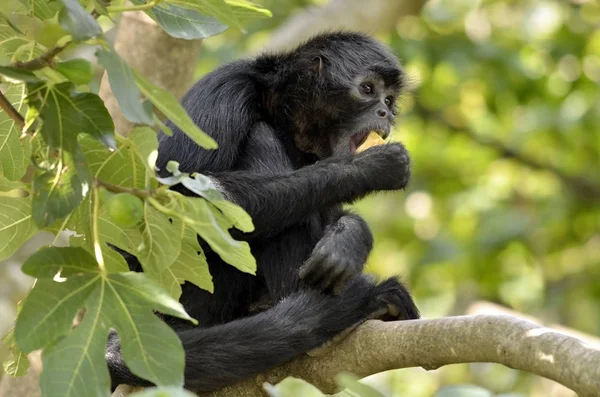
[377,108,388,118]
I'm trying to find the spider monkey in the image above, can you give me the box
[107,31,419,392]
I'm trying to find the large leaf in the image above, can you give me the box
[129,126,159,175]
[80,135,146,189]
[0,84,32,181]
[0,175,25,191]
[58,0,102,41]
[224,0,272,20]
[133,70,217,150]
[265,377,326,397]
[32,148,91,227]
[139,202,183,276]
[26,82,116,151]
[97,212,143,273]
[96,49,154,125]
[0,196,37,261]
[182,173,254,233]
[168,0,243,31]
[168,193,256,274]
[18,0,61,20]
[154,225,213,299]
[148,3,228,39]
[15,247,195,397]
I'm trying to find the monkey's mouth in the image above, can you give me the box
[349,129,387,153]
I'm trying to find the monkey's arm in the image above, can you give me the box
[173,122,410,238]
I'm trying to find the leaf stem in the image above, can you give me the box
[0,89,25,130]
[11,43,71,71]
[95,178,154,199]
[107,0,159,12]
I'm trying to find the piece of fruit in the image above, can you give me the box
[106,193,144,228]
[356,131,385,153]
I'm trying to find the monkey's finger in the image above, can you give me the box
[317,267,345,293]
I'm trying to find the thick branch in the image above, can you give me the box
[263,0,427,52]
[112,315,600,397]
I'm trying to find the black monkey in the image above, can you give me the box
[107,31,419,392]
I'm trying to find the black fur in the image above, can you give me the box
[107,31,419,392]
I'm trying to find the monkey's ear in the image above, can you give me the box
[312,56,324,74]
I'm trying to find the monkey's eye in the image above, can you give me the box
[384,96,394,107]
[360,83,374,95]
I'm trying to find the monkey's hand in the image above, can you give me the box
[353,142,411,191]
[299,214,372,295]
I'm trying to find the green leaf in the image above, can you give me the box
[97,210,143,273]
[15,247,195,397]
[182,173,254,233]
[80,135,146,189]
[55,58,95,84]
[224,0,272,19]
[0,65,39,82]
[26,82,116,151]
[153,225,213,299]
[169,0,243,31]
[133,70,217,150]
[139,1,228,40]
[130,386,198,397]
[2,326,30,377]
[0,174,25,191]
[129,126,159,175]
[58,0,102,41]
[0,84,32,181]
[18,0,61,20]
[171,194,256,275]
[32,148,92,227]
[265,377,325,397]
[22,246,99,278]
[0,196,37,261]
[96,49,154,125]
[139,202,183,276]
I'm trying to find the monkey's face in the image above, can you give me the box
[286,42,405,159]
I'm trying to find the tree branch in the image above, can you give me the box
[0,89,25,129]
[112,315,600,397]
[11,43,70,71]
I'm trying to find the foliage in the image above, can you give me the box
[0,1,269,396]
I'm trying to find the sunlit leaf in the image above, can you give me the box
[131,0,228,40]
[173,194,255,275]
[27,82,116,151]
[224,0,272,19]
[15,247,195,397]
[58,0,102,41]
[96,49,154,125]
[18,0,61,20]
[0,174,25,191]
[139,202,183,276]
[168,0,243,31]
[129,126,159,175]
[153,225,213,299]
[0,196,37,261]
[0,84,31,181]
[133,70,217,150]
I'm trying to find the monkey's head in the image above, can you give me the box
[261,32,405,159]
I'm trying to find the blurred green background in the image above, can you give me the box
[1,0,598,396]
